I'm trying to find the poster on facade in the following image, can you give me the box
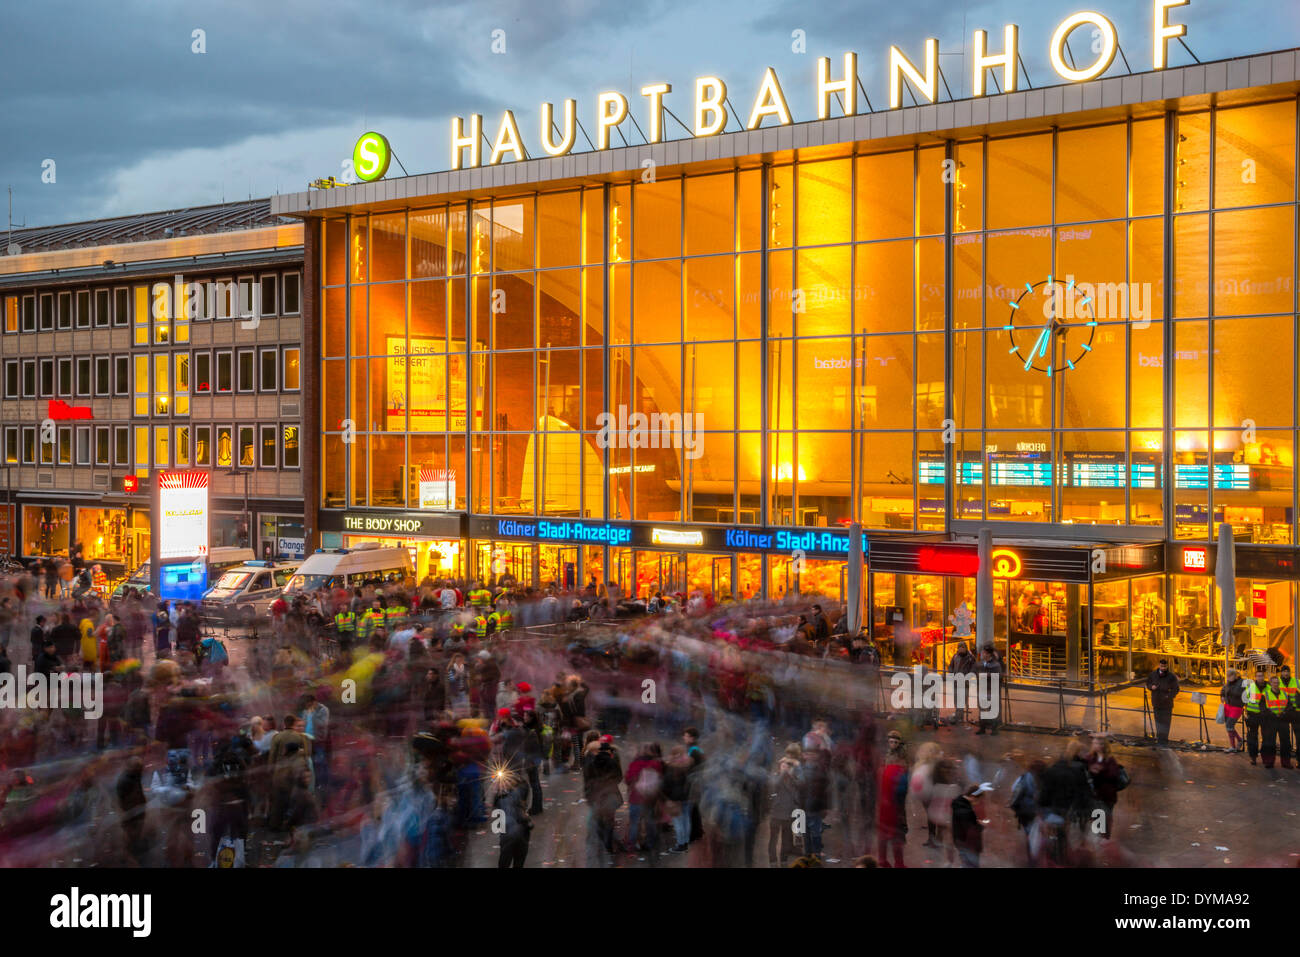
[387,337,478,431]
[418,467,456,510]
[158,469,209,561]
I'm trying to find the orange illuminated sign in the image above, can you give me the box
[990,548,1023,578]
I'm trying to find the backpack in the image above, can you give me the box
[1114,764,1131,791]
[1009,772,1039,818]
[633,764,662,800]
[198,637,229,666]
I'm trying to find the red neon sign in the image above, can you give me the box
[47,399,92,421]
[1182,547,1208,571]
[122,476,139,493]
[916,547,979,576]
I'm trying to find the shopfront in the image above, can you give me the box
[467,516,866,601]
[865,538,1164,688]
[20,502,70,557]
[320,509,467,582]
[1168,542,1298,677]
[75,504,151,575]
[259,514,305,561]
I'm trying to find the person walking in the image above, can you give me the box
[1220,667,1246,752]
[1085,737,1128,839]
[876,730,909,868]
[1145,658,1180,746]
[951,783,991,868]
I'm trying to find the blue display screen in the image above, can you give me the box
[1174,463,1251,490]
[159,561,208,603]
[990,459,1053,487]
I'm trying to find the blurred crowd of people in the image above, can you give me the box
[0,553,1149,868]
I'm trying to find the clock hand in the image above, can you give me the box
[1024,325,1050,371]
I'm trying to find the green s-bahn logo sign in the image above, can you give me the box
[353,131,392,182]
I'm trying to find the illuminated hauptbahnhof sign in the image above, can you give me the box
[442,2,1193,170]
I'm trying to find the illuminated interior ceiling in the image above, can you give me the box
[518,415,604,511]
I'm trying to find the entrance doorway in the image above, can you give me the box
[539,545,580,591]
[476,542,534,586]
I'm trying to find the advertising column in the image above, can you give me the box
[150,469,210,601]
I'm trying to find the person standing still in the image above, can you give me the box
[1241,667,1266,765]
[1146,658,1180,747]
[975,645,1004,735]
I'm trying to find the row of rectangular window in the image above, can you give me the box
[2,423,300,470]
[0,273,301,334]
[2,347,301,402]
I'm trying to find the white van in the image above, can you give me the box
[112,547,258,601]
[200,559,303,627]
[282,543,413,597]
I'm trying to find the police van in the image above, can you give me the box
[200,559,303,628]
[282,543,412,596]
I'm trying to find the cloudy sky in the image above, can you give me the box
[3,0,1298,228]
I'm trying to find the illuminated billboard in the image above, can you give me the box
[158,469,209,561]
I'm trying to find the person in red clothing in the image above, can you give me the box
[513,681,536,716]
[876,730,910,868]
[624,741,665,863]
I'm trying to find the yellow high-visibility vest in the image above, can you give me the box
[334,611,356,633]
[1279,676,1299,702]
[1263,686,1289,716]
[1244,682,1263,714]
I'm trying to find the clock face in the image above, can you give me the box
[1004,275,1098,376]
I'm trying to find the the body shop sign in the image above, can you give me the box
[158,470,209,561]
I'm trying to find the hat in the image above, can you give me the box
[600,734,614,744]
[517,681,531,693]
[497,707,510,716]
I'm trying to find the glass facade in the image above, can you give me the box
[315,94,1300,679]
[323,99,1299,542]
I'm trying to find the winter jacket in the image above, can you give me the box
[1146,668,1180,711]
[625,757,665,805]
[1221,676,1245,708]
[949,650,977,675]
[770,758,802,820]
[951,794,983,853]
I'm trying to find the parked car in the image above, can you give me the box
[200,559,302,629]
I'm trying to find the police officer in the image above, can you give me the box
[358,599,385,645]
[1279,663,1300,759]
[1260,674,1293,769]
[1242,666,1266,765]
[334,605,356,651]
[384,594,408,632]
[489,604,513,635]
[468,581,492,609]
